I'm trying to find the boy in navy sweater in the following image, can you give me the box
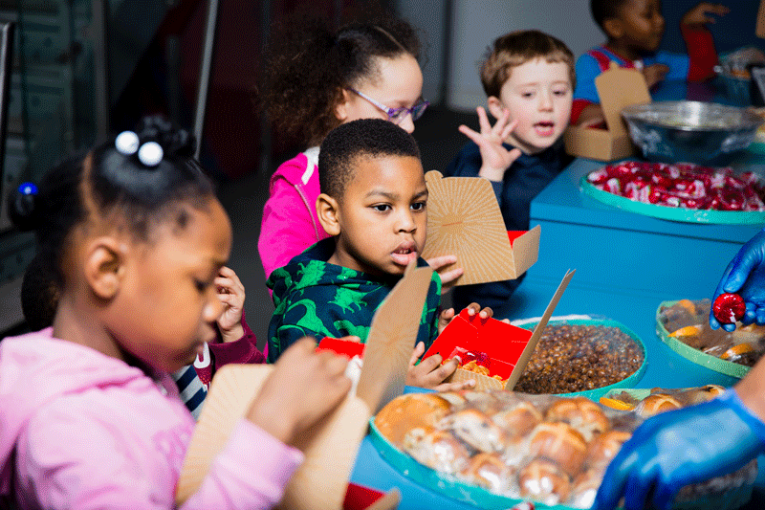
[444,30,574,316]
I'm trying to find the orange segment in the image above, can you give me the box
[669,325,703,338]
[676,299,696,314]
[599,397,635,411]
[720,343,754,360]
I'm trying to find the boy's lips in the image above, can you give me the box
[533,121,556,137]
[391,241,418,266]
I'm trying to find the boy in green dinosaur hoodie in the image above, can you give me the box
[267,119,491,389]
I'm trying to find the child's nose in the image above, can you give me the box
[203,290,225,323]
[396,209,417,232]
[399,114,415,134]
[539,92,553,110]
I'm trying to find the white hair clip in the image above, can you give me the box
[138,141,164,167]
[115,131,139,155]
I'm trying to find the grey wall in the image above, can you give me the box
[398,0,603,111]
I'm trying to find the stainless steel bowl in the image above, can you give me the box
[621,101,764,164]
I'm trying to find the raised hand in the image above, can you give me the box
[458,106,522,182]
[681,2,729,26]
[215,266,246,342]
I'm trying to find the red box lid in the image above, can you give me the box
[317,337,365,359]
[343,482,386,510]
[423,309,532,379]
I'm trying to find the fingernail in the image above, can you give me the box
[453,355,462,365]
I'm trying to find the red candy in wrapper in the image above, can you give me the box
[713,293,746,324]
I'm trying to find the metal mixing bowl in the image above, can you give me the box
[621,101,764,164]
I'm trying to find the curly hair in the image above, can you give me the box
[319,118,420,201]
[262,15,421,147]
[480,30,575,99]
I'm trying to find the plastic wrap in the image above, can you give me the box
[372,390,756,509]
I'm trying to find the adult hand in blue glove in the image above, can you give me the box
[592,390,765,510]
[710,228,765,332]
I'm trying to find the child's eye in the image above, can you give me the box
[411,201,426,211]
[521,92,534,98]
[194,279,209,292]
[553,88,570,96]
[372,204,391,212]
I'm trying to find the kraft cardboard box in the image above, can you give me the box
[421,170,540,286]
[423,269,575,391]
[175,262,434,510]
[564,62,651,161]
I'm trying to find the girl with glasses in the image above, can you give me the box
[258,15,462,288]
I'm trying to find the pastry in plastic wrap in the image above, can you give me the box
[659,299,765,367]
[601,385,726,417]
[374,389,757,509]
[518,458,572,506]
[374,392,451,444]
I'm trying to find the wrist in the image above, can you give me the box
[478,166,506,182]
[220,325,245,343]
[726,389,765,444]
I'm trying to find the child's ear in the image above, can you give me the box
[486,96,505,121]
[316,193,341,236]
[84,237,125,300]
[603,18,623,40]
[333,88,353,123]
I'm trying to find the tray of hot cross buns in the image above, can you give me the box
[371,389,756,510]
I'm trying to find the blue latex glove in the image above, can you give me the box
[710,228,765,332]
[592,390,765,510]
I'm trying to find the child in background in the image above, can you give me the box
[443,30,575,316]
[172,265,264,419]
[258,15,461,287]
[573,0,728,126]
[268,119,492,390]
[0,120,350,509]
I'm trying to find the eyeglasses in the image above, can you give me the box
[347,88,429,124]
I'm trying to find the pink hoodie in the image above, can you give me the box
[0,329,303,509]
[258,148,331,280]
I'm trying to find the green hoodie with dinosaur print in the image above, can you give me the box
[266,238,441,362]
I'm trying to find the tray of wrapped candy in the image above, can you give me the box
[370,390,756,510]
[511,318,646,401]
[580,161,765,224]
[656,299,765,379]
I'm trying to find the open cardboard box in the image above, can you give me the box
[423,269,576,391]
[564,62,651,161]
[421,170,540,286]
[175,263,435,510]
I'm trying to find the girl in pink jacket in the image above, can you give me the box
[258,16,461,284]
[0,117,351,509]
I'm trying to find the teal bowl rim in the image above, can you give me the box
[514,318,647,401]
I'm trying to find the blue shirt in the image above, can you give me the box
[574,46,690,104]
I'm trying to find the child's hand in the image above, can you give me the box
[458,106,522,182]
[681,2,729,26]
[405,341,476,391]
[246,337,351,447]
[642,63,670,89]
[425,254,464,293]
[437,303,498,336]
[215,266,246,342]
